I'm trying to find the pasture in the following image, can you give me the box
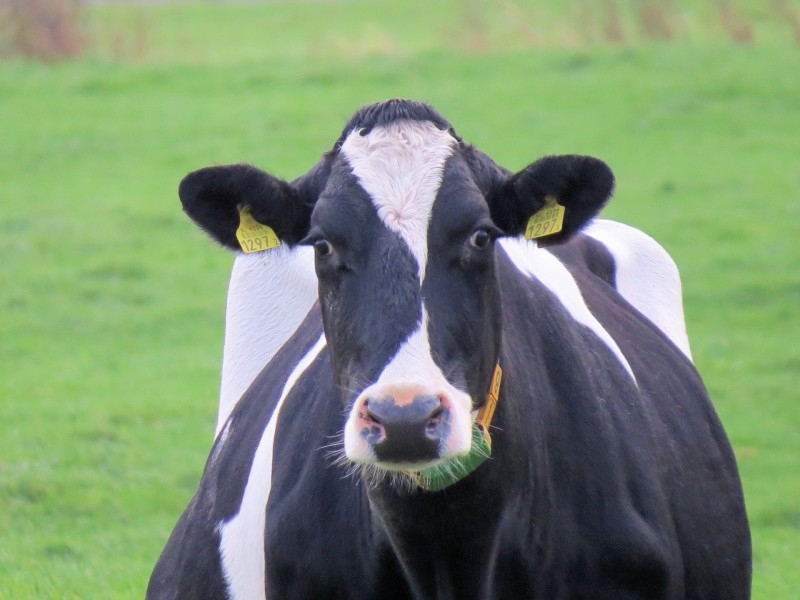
[0,1,798,598]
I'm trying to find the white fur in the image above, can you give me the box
[219,334,327,600]
[500,237,637,382]
[583,219,693,360]
[340,121,456,282]
[217,246,317,434]
[344,309,474,465]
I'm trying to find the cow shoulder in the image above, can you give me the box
[217,246,317,433]
[582,219,692,360]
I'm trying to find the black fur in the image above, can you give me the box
[334,98,458,148]
[487,154,615,241]
[178,156,332,251]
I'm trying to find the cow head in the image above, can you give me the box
[180,99,614,487]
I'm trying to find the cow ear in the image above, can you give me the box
[179,159,329,251]
[487,154,615,244]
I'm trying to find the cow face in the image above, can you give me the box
[305,120,503,473]
[178,99,614,482]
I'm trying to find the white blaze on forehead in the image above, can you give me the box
[340,120,456,282]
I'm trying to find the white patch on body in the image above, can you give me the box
[218,334,327,600]
[217,246,317,434]
[500,237,637,382]
[344,309,473,465]
[340,120,456,282]
[583,219,693,360]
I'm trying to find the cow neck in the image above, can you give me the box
[411,363,502,492]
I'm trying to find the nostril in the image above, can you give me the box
[359,401,387,445]
[365,411,383,425]
[425,406,445,438]
[363,401,384,426]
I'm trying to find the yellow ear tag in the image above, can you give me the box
[524,196,565,240]
[235,206,281,253]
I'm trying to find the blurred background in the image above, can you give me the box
[1,1,798,598]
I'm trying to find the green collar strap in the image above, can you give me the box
[412,364,502,492]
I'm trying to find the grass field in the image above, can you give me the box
[1,1,798,598]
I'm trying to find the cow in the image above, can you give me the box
[147,99,751,600]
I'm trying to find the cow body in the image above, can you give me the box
[149,100,749,599]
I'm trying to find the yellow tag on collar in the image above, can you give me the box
[524,196,565,240]
[476,363,502,448]
[414,363,502,491]
[235,206,281,253]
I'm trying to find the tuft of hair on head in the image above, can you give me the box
[335,99,461,149]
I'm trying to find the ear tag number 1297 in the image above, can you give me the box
[236,206,281,253]
[525,196,565,240]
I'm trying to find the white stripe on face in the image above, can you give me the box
[340,120,456,282]
[340,122,470,466]
[344,309,474,465]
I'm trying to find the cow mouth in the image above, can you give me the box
[346,424,491,493]
[410,424,492,491]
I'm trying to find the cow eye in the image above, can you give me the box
[313,238,334,257]
[469,229,492,249]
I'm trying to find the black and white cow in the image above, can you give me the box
[148,100,750,600]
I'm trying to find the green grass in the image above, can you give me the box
[1,1,798,598]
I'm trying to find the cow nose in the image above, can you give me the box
[363,394,447,464]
